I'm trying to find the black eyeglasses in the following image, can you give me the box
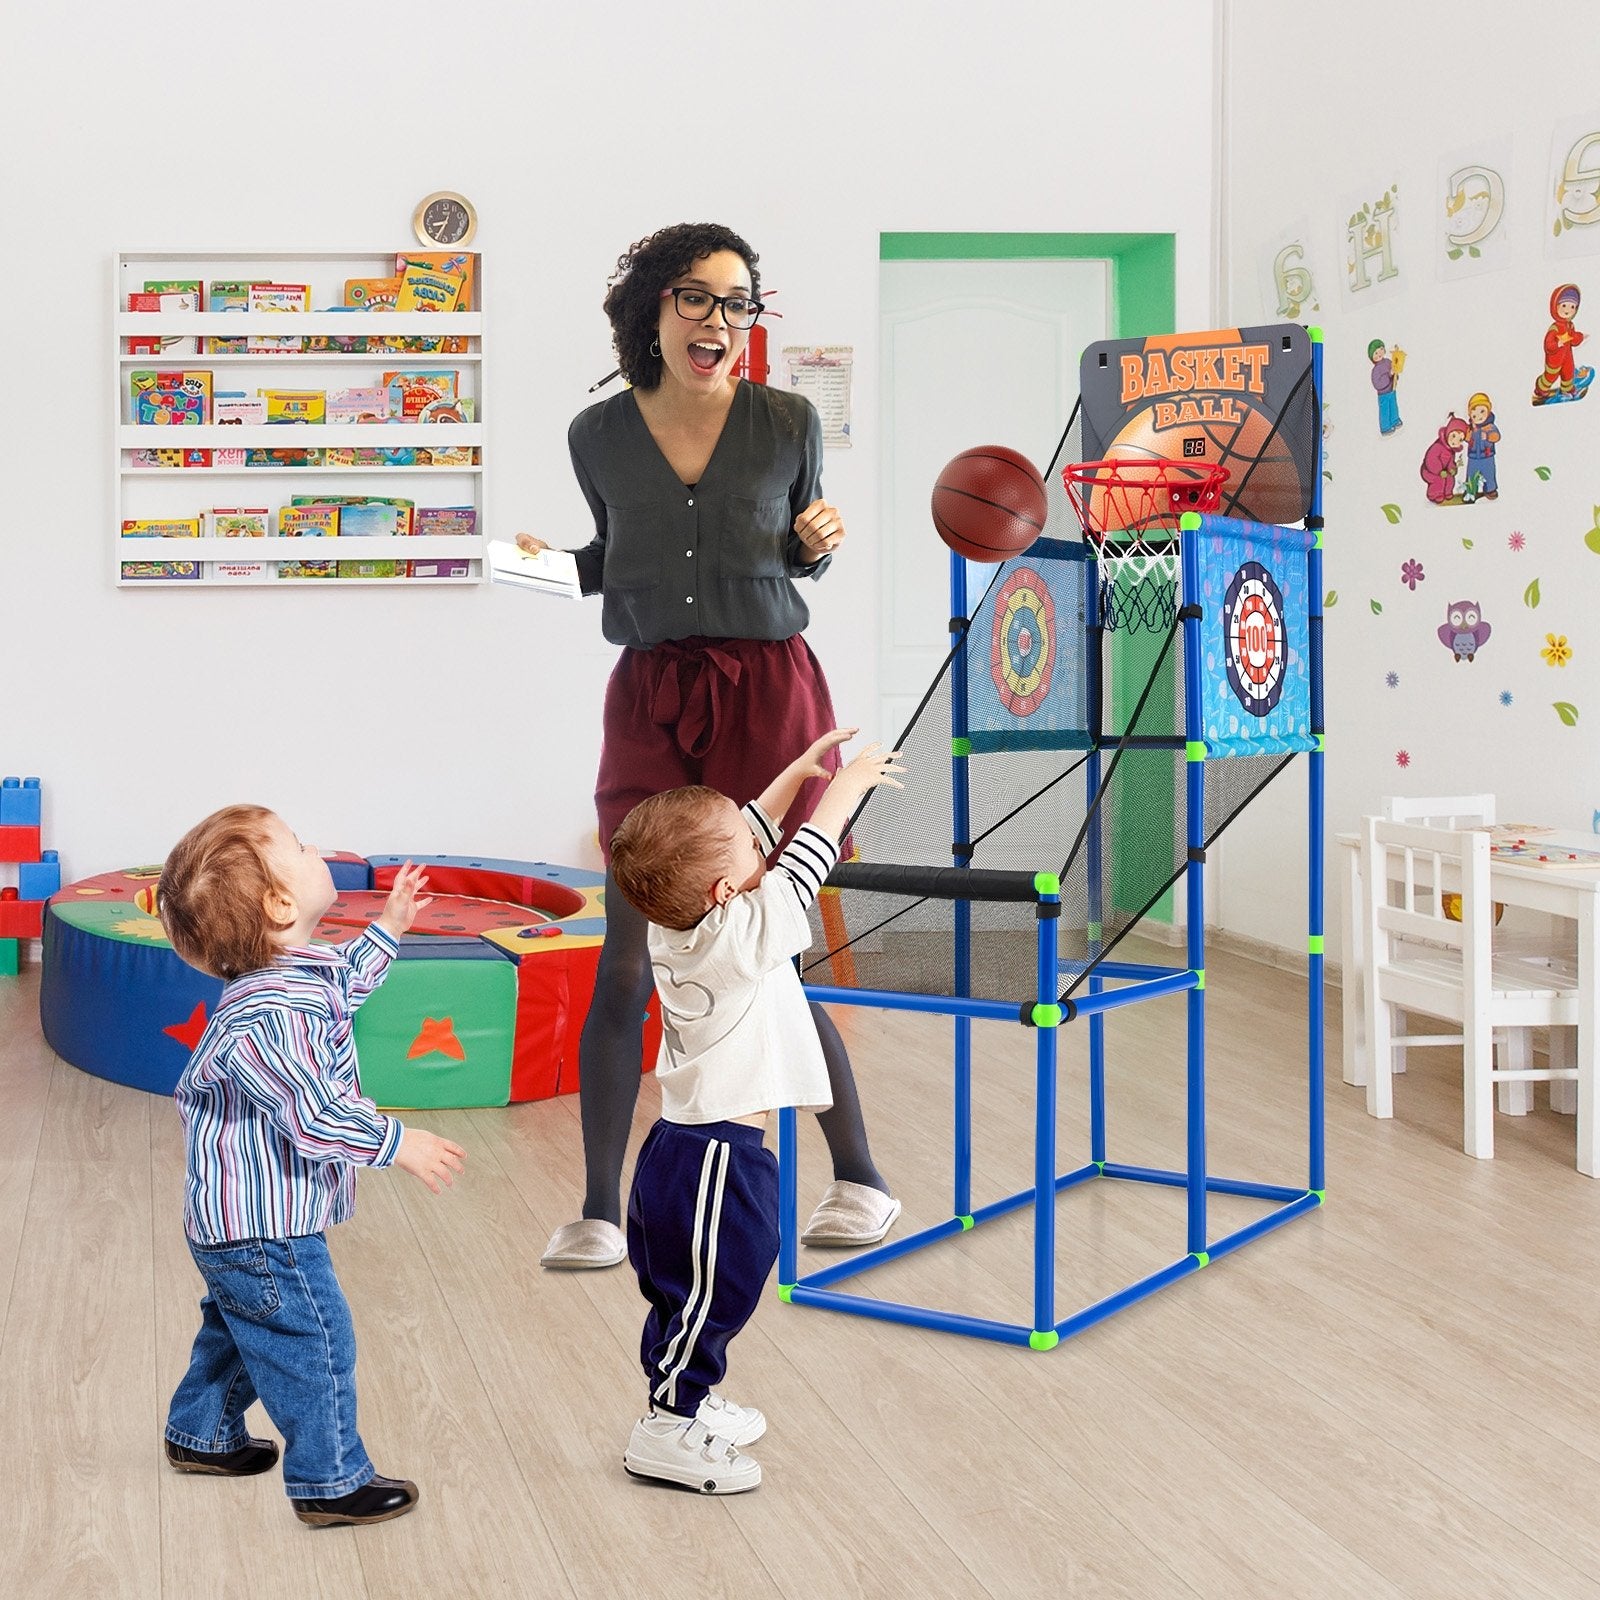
[661,287,765,328]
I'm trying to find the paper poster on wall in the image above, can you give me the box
[1547,112,1600,259]
[1257,219,1321,324]
[1436,142,1511,280]
[1341,182,1401,309]
[783,345,853,448]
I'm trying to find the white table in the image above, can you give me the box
[1338,828,1600,1173]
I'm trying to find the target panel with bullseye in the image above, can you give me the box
[1222,560,1286,717]
[990,567,1055,717]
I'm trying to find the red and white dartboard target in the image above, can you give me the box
[1222,560,1286,717]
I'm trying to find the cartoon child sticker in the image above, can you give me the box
[1368,339,1404,435]
[1464,392,1500,499]
[1533,283,1594,405]
[1420,415,1470,504]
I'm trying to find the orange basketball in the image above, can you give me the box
[931,447,1048,563]
[1095,404,1305,529]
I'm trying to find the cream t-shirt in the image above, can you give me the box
[647,802,838,1125]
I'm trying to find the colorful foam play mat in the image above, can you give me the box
[39,852,660,1107]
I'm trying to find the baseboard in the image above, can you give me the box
[1205,924,1343,987]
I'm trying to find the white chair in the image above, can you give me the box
[1362,816,1587,1164]
[1378,793,1575,1115]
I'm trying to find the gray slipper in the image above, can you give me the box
[800,1181,903,1247]
[540,1218,627,1270]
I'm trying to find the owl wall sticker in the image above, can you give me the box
[1437,600,1491,662]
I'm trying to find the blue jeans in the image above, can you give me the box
[1378,389,1401,434]
[165,1232,375,1499]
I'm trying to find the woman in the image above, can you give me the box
[520,222,898,1269]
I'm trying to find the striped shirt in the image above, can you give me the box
[647,802,838,1125]
[175,925,404,1245]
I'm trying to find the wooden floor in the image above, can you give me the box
[4,946,1600,1600]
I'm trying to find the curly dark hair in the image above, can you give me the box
[603,222,761,390]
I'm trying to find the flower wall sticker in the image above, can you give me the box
[1509,530,1526,551]
[1542,633,1573,666]
[1400,558,1426,589]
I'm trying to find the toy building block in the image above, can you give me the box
[19,850,60,901]
[0,824,41,863]
[0,888,42,940]
[0,777,41,827]
[0,938,18,976]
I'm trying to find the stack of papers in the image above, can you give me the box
[487,539,581,599]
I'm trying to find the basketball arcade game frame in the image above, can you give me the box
[775,326,1326,1349]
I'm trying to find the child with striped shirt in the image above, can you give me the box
[608,731,902,1494]
[156,805,465,1528]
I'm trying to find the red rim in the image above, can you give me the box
[1062,459,1230,537]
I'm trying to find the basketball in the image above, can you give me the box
[1096,403,1306,528]
[931,447,1048,564]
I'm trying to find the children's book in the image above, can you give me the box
[122,516,201,580]
[337,559,403,579]
[394,253,473,313]
[408,557,472,579]
[382,369,458,420]
[279,503,340,537]
[337,501,408,539]
[128,283,202,355]
[213,447,248,468]
[207,281,254,354]
[210,560,276,582]
[259,388,326,425]
[345,277,402,310]
[121,560,201,581]
[487,539,580,599]
[246,448,322,467]
[248,283,310,353]
[416,505,476,537]
[202,508,269,538]
[414,444,477,467]
[326,387,389,424]
[278,560,336,579]
[418,396,474,424]
[130,369,212,425]
[214,391,268,426]
[395,252,475,311]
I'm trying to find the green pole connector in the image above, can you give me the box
[1031,1003,1064,1028]
[952,737,972,757]
[1308,325,1324,344]
[1307,935,1325,956]
[1178,511,1202,533]
[1312,1189,1326,1203]
[1029,1330,1060,1351]
[1186,740,1208,762]
[1190,1251,1210,1268]
[1094,1160,1106,1174]
[1313,527,1324,549]
[1034,871,1061,895]
[958,1214,975,1231]
[1315,733,1326,753]
[1193,968,1205,990]
[778,1284,794,1303]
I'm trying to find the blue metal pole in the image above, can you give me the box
[1307,329,1328,1196]
[950,548,974,1219]
[801,984,1030,1023]
[778,1105,797,1288]
[1100,1162,1310,1203]
[1203,1190,1323,1263]
[1065,969,1198,1016]
[1054,1255,1204,1340]
[1084,530,1109,1168]
[1179,514,1208,1257]
[1033,891,1060,1342]
[787,1284,1035,1347]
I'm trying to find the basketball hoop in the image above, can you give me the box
[1061,459,1230,632]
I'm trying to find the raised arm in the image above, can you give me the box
[754,728,857,829]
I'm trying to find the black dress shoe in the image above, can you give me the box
[292,1474,419,1527]
[165,1436,280,1477]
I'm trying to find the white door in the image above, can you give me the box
[878,257,1109,738]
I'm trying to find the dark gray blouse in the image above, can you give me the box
[565,381,832,649]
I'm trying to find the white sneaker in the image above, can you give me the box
[624,1414,761,1494]
[692,1393,766,1447]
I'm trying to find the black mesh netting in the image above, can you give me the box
[801,408,1298,1008]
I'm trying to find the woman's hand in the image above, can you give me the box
[794,499,845,559]
[515,533,550,556]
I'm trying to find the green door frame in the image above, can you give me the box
[879,232,1179,924]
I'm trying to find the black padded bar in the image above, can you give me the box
[826,861,1046,903]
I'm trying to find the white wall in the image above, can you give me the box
[1219,0,1600,956]
[4,0,1214,881]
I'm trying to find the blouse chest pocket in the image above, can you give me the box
[720,494,791,579]
[602,501,666,591]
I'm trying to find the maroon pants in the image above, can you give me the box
[595,634,842,860]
